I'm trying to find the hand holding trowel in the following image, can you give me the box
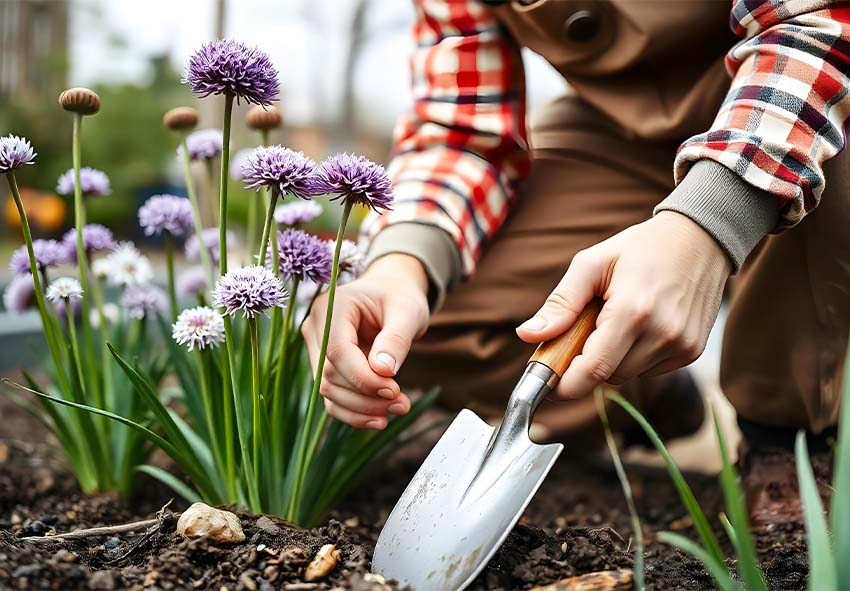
[372,298,604,590]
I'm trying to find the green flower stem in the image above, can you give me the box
[272,277,299,418]
[90,275,114,409]
[64,299,86,394]
[220,334,237,500]
[6,172,71,394]
[257,190,279,267]
[164,232,178,320]
[180,135,214,285]
[196,350,224,483]
[219,93,234,276]
[205,158,219,226]
[288,201,353,520]
[248,317,263,488]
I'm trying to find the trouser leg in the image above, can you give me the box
[721,145,850,434]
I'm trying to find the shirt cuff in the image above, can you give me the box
[654,160,780,272]
[365,222,462,312]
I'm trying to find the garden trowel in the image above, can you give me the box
[372,299,604,590]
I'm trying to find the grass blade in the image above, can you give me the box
[795,432,837,591]
[831,345,850,584]
[657,532,738,591]
[137,465,201,504]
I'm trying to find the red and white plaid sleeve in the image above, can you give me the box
[675,1,850,228]
[360,0,531,277]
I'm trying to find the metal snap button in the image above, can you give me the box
[563,9,600,43]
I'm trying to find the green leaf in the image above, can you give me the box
[657,532,738,591]
[607,392,725,566]
[137,465,202,504]
[831,344,850,585]
[796,432,837,591]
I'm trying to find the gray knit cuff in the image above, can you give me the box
[655,160,780,272]
[366,222,462,312]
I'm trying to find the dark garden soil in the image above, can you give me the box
[0,408,810,590]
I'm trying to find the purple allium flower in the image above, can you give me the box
[0,135,36,173]
[313,153,394,212]
[46,277,84,304]
[56,167,111,197]
[121,284,168,320]
[3,274,36,313]
[276,229,332,284]
[185,228,236,264]
[177,128,223,162]
[274,200,323,226]
[101,242,154,286]
[241,146,318,199]
[176,265,209,299]
[184,39,280,107]
[9,240,66,274]
[213,265,287,319]
[138,194,195,237]
[62,224,117,262]
[172,306,225,351]
[230,147,255,181]
[332,239,366,283]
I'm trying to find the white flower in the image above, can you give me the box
[172,306,226,351]
[46,277,84,303]
[102,242,154,286]
[90,302,120,328]
[91,257,110,280]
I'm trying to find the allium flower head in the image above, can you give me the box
[138,194,194,237]
[102,242,154,286]
[121,284,168,319]
[0,135,36,173]
[3,274,36,313]
[185,228,235,264]
[9,240,66,274]
[62,224,116,262]
[172,306,225,351]
[274,200,323,226]
[314,153,394,212]
[46,277,84,303]
[178,128,223,161]
[241,146,318,199]
[213,265,287,319]
[276,229,332,284]
[177,265,209,299]
[184,39,280,106]
[333,239,366,282]
[56,167,111,197]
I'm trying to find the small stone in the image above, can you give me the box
[52,549,77,563]
[21,519,46,536]
[363,573,386,584]
[255,516,280,535]
[238,571,257,591]
[177,502,245,543]
[263,565,279,582]
[343,516,359,528]
[39,514,58,525]
[89,570,117,590]
[104,537,120,550]
[303,544,340,582]
[143,570,159,587]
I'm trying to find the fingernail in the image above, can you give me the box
[519,316,547,332]
[377,388,396,400]
[388,402,406,415]
[366,419,384,429]
[375,352,397,373]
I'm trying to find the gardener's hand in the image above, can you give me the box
[516,211,731,399]
[303,253,430,429]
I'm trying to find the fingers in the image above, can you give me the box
[368,298,427,378]
[321,381,411,429]
[517,249,607,344]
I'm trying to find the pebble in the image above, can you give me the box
[255,516,280,535]
[304,544,340,582]
[177,502,245,543]
[89,570,117,590]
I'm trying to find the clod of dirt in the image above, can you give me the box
[176,502,245,543]
[303,543,340,581]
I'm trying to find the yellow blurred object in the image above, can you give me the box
[4,188,67,233]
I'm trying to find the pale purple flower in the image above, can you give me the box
[172,306,225,351]
[121,284,168,319]
[213,265,287,319]
[176,265,209,299]
[241,146,318,199]
[313,153,394,212]
[91,302,119,329]
[3,274,36,313]
[274,201,323,226]
[295,280,320,306]
[62,224,117,262]
[178,128,223,162]
[101,242,154,286]
[9,240,66,274]
[0,135,36,173]
[185,228,236,264]
[138,194,195,237]
[332,239,366,283]
[276,229,332,284]
[184,39,280,106]
[46,277,84,304]
[230,147,255,181]
[56,167,111,197]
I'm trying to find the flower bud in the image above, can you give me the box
[163,107,199,131]
[245,105,282,131]
[58,87,100,115]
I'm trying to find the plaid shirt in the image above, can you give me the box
[362,0,850,277]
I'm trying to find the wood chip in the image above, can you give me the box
[303,544,340,582]
[528,569,633,591]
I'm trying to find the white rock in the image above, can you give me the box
[303,544,340,582]
[176,502,245,543]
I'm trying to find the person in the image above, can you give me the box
[302,0,850,524]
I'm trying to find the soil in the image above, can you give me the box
[0,408,810,590]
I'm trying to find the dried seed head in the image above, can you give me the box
[58,87,100,115]
[245,105,282,130]
[163,106,199,131]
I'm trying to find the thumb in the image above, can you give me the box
[368,299,426,377]
[517,249,606,343]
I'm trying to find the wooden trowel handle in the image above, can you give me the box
[528,298,604,377]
